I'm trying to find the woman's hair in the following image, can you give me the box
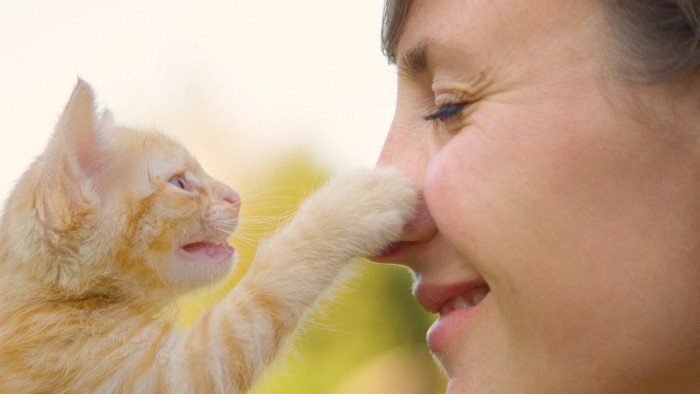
[381,0,412,65]
[603,1,700,82]
[381,0,700,83]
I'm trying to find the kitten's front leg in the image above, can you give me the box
[256,166,418,268]
[172,167,416,393]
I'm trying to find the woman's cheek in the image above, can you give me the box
[423,123,506,250]
[423,137,473,243]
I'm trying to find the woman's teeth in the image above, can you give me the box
[440,287,489,316]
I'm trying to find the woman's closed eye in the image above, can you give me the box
[424,103,469,123]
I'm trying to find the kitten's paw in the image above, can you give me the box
[297,167,417,258]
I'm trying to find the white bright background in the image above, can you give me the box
[0,0,397,202]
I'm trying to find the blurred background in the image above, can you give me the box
[0,1,445,392]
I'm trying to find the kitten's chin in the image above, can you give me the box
[165,244,237,291]
[178,241,235,264]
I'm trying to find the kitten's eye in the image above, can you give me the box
[424,103,468,123]
[168,175,188,190]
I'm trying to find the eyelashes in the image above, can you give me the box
[424,103,468,122]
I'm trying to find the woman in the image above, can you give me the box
[373,0,700,392]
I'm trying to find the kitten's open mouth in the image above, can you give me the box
[179,241,235,263]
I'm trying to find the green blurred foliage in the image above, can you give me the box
[177,152,446,393]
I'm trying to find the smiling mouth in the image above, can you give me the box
[439,285,490,316]
[179,241,235,263]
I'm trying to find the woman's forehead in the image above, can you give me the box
[395,0,602,71]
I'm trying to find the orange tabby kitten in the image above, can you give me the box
[0,80,415,392]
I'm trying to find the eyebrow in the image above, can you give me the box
[398,39,429,77]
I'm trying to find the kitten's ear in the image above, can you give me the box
[101,109,115,128]
[48,79,110,183]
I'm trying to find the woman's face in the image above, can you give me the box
[377,0,700,391]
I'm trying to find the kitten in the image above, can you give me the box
[0,80,415,393]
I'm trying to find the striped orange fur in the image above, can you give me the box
[0,80,416,393]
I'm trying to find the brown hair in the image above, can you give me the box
[602,1,700,82]
[381,0,413,65]
[380,0,700,83]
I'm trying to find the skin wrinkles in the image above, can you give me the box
[432,71,488,105]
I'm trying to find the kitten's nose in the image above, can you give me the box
[224,190,241,209]
[216,183,241,209]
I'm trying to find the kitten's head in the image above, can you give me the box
[1,80,240,300]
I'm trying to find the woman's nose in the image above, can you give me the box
[400,195,438,242]
[377,129,437,244]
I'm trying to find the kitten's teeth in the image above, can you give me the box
[471,288,489,306]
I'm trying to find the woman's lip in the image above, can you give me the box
[413,279,488,314]
[427,293,487,353]
[417,280,491,354]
